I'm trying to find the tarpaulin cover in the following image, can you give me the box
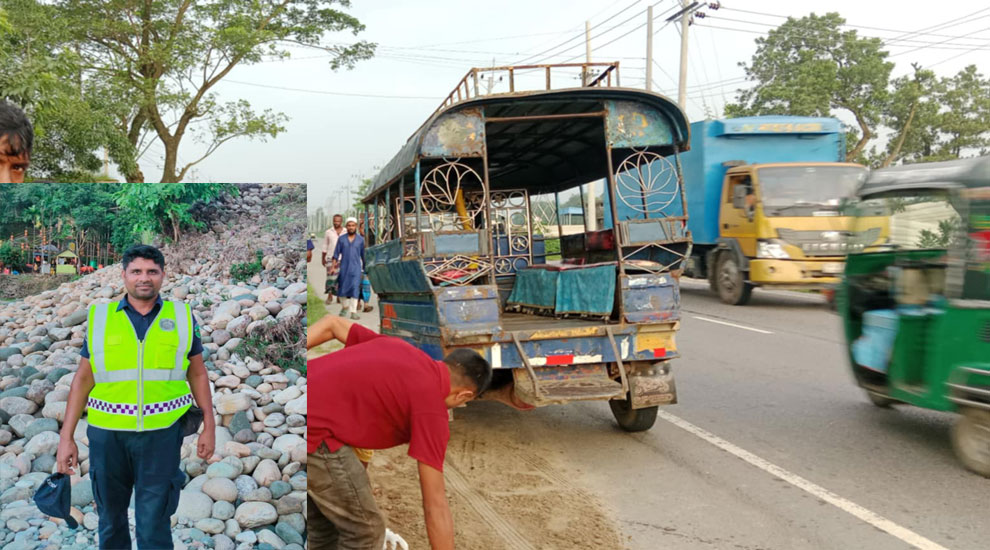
[507,263,617,316]
[556,264,616,315]
[506,268,558,311]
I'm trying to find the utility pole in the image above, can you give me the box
[646,5,654,91]
[678,0,690,110]
[584,19,597,229]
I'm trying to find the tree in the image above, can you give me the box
[57,0,375,182]
[0,240,25,268]
[725,12,893,162]
[935,65,990,160]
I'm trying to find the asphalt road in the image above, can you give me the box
[306,238,988,549]
[450,279,988,550]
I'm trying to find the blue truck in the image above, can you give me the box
[674,116,871,305]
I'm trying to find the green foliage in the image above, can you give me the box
[230,250,264,282]
[727,12,990,167]
[112,183,238,242]
[238,318,305,375]
[0,241,25,267]
[917,218,963,249]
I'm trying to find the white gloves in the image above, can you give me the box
[383,528,409,550]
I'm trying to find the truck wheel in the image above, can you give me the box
[609,398,658,432]
[952,407,990,477]
[715,253,753,305]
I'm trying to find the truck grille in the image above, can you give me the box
[777,227,882,257]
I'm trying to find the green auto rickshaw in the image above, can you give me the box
[839,156,990,476]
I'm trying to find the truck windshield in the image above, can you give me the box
[758,166,866,216]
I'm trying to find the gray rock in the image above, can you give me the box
[214,393,252,415]
[82,512,99,531]
[70,480,93,507]
[47,328,71,342]
[285,414,305,428]
[257,529,286,549]
[255,447,281,461]
[0,430,11,445]
[289,472,306,492]
[0,347,20,361]
[226,316,250,339]
[235,530,257,545]
[206,461,241,481]
[1,386,29,399]
[243,487,272,502]
[268,481,291,500]
[24,431,60,456]
[275,522,303,546]
[212,330,232,347]
[280,513,305,539]
[233,429,255,444]
[240,455,261,475]
[213,533,236,550]
[275,494,304,515]
[244,375,263,388]
[233,476,257,501]
[272,434,305,457]
[0,397,37,416]
[44,368,71,385]
[60,309,88,328]
[7,518,29,532]
[233,502,277,529]
[202,478,238,503]
[175,490,214,522]
[9,413,34,436]
[275,305,301,321]
[262,413,285,428]
[23,418,58,441]
[186,461,206,477]
[172,286,190,300]
[212,500,235,521]
[224,518,241,539]
[195,518,225,535]
[30,455,55,474]
[272,387,301,406]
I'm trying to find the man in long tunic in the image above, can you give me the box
[332,217,365,319]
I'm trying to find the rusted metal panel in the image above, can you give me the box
[421,109,485,158]
[622,273,681,323]
[436,286,500,333]
[512,364,625,406]
[629,371,677,408]
[606,100,675,149]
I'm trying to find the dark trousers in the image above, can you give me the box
[88,422,184,550]
[308,443,386,550]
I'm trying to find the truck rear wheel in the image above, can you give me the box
[715,252,753,305]
[952,407,990,477]
[609,397,658,432]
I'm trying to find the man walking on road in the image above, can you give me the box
[331,217,365,320]
[323,214,344,305]
[56,244,216,549]
[306,314,492,550]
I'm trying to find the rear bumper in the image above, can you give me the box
[749,258,843,287]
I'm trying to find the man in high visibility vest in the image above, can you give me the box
[56,244,216,549]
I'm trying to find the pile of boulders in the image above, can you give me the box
[0,184,308,550]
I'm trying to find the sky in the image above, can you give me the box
[124,0,990,214]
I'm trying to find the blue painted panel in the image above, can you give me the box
[436,286,500,332]
[434,232,483,255]
[606,100,675,148]
[421,109,485,158]
[367,259,432,294]
[621,273,681,323]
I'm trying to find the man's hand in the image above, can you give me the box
[197,427,215,459]
[56,436,78,475]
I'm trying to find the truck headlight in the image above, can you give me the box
[757,240,790,259]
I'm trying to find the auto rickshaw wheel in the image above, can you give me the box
[609,397,658,432]
[715,252,753,306]
[952,407,990,477]
[865,390,895,408]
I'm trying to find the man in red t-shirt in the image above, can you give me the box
[307,315,492,550]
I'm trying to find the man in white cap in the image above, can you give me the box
[331,217,365,319]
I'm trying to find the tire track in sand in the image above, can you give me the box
[444,463,537,550]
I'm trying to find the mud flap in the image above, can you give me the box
[629,368,677,409]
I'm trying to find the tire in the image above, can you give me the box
[715,252,753,305]
[865,389,894,408]
[609,397,658,432]
[952,407,990,477]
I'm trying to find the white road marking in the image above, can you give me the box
[692,315,773,334]
[655,410,950,550]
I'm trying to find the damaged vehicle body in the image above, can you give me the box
[361,63,691,431]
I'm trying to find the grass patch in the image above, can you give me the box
[230,250,264,282]
[238,317,306,375]
[307,283,342,358]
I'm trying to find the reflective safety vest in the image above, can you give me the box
[85,300,194,431]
